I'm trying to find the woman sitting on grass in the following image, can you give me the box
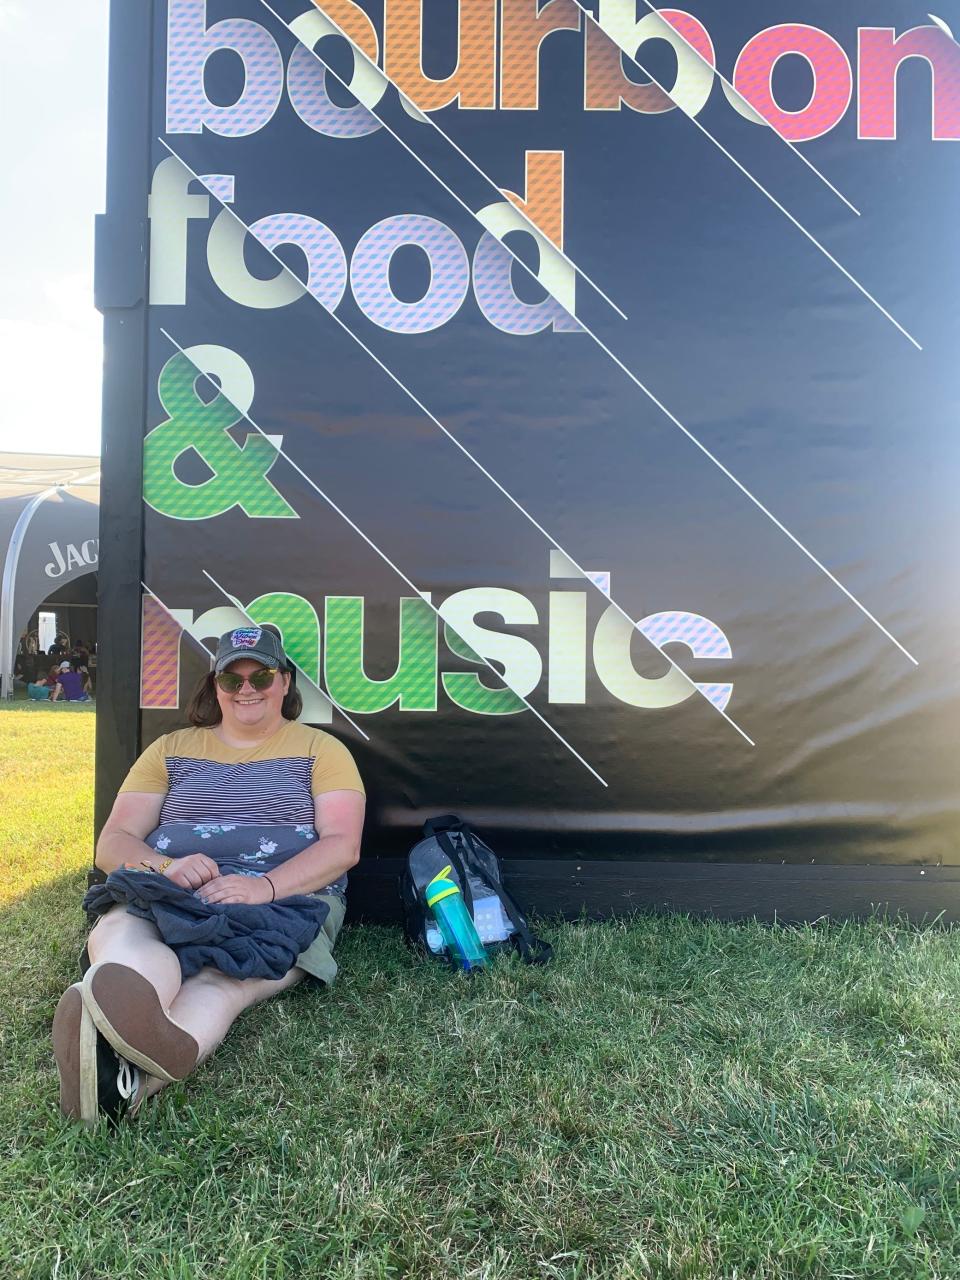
[52,625,365,1125]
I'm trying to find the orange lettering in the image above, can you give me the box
[500,0,581,110]
[384,0,496,111]
[584,20,672,112]
[503,151,565,249]
[310,0,380,61]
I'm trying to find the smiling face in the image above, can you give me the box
[215,658,291,735]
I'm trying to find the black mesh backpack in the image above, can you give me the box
[398,816,553,966]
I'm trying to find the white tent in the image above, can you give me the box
[0,453,100,697]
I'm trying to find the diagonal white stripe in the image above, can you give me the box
[141,580,215,669]
[141,578,372,740]
[568,0,919,348]
[260,0,627,321]
[207,556,607,788]
[619,0,859,215]
[580,327,921,665]
[251,8,921,653]
[167,324,753,744]
[285,0,913,346]
[159,137,918,668]
[156,160,756,746]
[195,571,363,747]
[160,341,610,786]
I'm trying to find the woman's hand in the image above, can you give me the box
[197,874,275,906]
[163,853,221,890]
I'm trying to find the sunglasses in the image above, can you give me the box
[215,667,280,693]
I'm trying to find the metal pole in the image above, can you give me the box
[93,0,154,838]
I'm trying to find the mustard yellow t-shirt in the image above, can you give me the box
[119,722,364,897]
[120,721,364,808]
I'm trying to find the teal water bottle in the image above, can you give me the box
[425,865,489,971]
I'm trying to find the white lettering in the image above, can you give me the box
[44,540,99,579]
[44,543,67,578]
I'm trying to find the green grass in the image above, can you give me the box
[1,705,959,1279]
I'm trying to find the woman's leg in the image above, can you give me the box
[141,965,306,1097]
[176,965,306,1061]
[85,906,198,1079]
[87,903,182,1009]
[54,907,189,1119]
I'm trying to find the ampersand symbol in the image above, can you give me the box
[143,352,298,521]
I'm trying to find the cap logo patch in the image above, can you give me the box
[230,628,262,649]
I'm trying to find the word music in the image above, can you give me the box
[142,554,734,718]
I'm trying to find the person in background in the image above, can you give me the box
[24,650,39,684]
[41,653,62,687]
[17,637,42,698]
[50,661,92,703]
[15,647,37,685]
[71,643,91,689]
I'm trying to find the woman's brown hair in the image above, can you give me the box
[186,670,303,727]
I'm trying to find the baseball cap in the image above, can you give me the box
[58,661,72,671]
[214,626,288,674]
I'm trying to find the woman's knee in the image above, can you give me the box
[87,904,131,956]
[87,905,166,961]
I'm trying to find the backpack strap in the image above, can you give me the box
[458,825,553,966]
[495,885,554,966]
[511,932,554,965]
[431,828,475,916]
[423,815,463,839]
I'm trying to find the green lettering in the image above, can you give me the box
[246,593,321,682]
[143,352,297,521]
[324,596,437,712]
[442,625,525,714]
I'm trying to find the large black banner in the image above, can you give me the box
[124,0,960,879]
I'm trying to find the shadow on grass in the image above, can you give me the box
[3,867,92,1053]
